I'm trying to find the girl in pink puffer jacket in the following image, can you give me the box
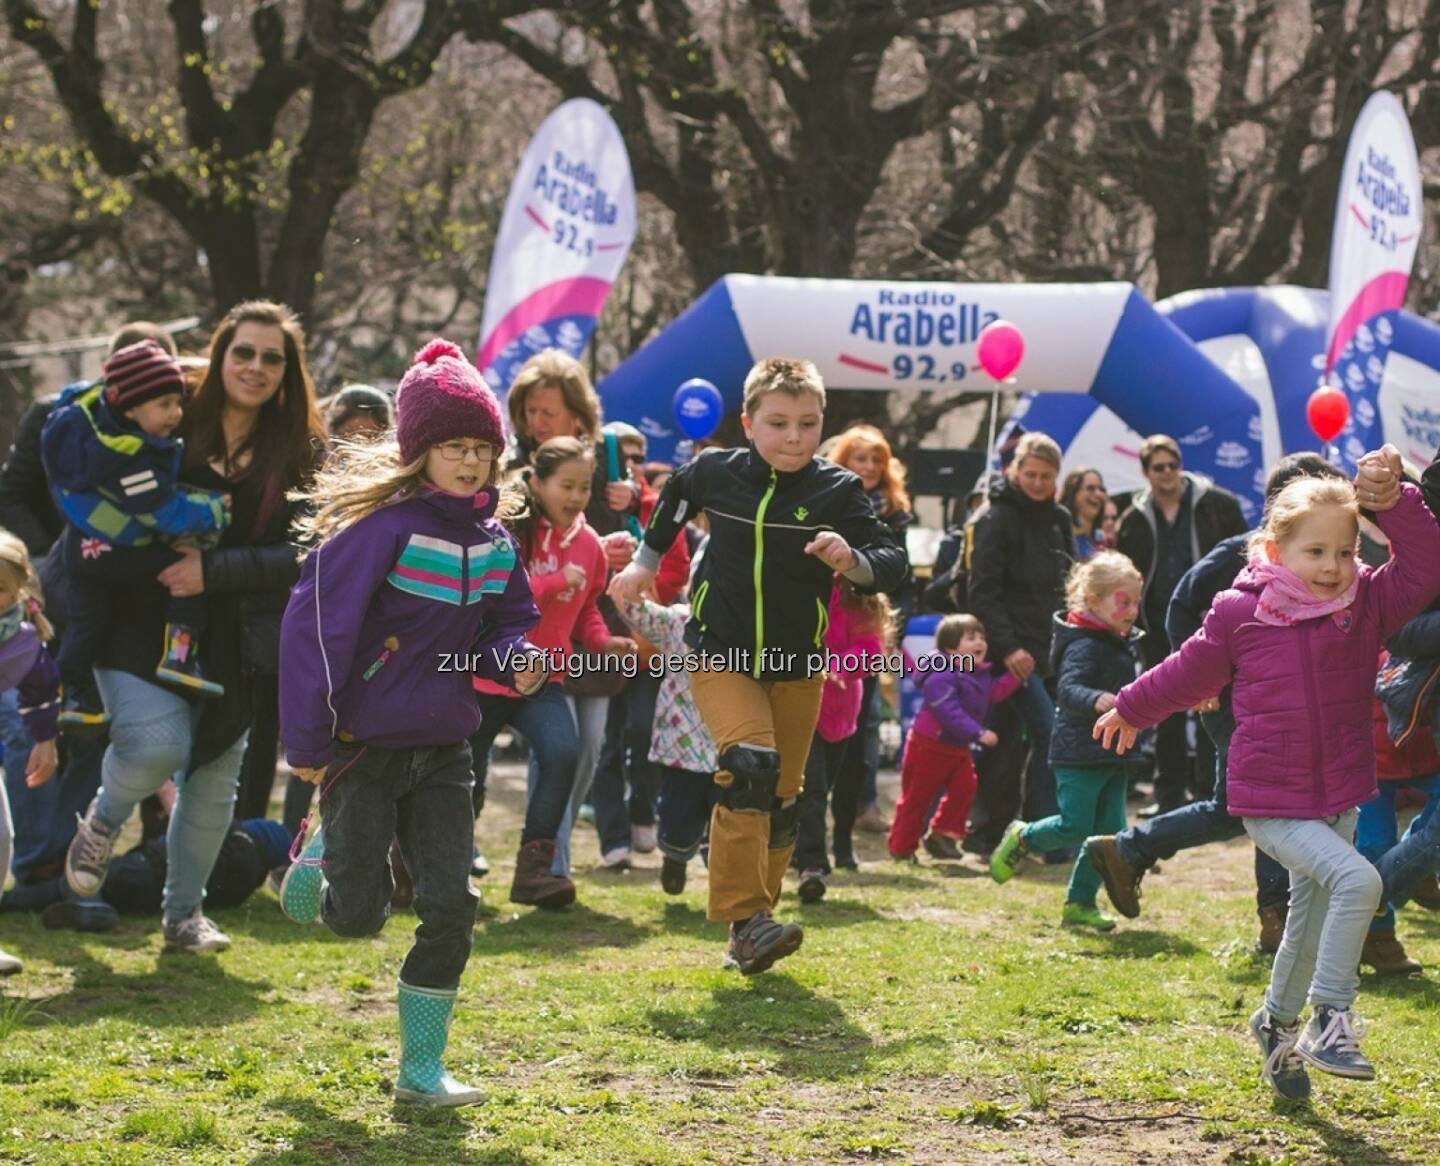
[1096,464,1440,1097]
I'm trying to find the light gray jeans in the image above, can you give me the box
[1244,810,1381,1022]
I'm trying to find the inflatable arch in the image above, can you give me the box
[598,275,1266,514]
[1008,287,1440,500]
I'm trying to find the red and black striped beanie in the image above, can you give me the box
[103,339,185,411]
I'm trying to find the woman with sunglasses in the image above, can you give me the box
[65,301,325,954]
[1060,468,1110,562]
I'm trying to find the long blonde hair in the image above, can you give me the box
[1247,477,1359,562]
[0,532,54,641]
[291,439,518,544]
[1065,550,1142,613]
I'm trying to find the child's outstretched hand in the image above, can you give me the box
[25,739,57,788]
[1354,443,1404,512]
[1094,692,1116,714]
[979,729,998,748]
[608,562,656,605]
[805,530,857,572]
[1093,707,1139,754]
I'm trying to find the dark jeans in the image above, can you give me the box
[319,739,477,990]
[593,675,662,854]
[0,692,104,882]
[58,530,197,692]
[655,765,716,862]
[467,685,579,844]
[970,672,1058,850]
[1357,775,1440,931]
[1142,630,1194,811]
[234,674,279,821]
[795,733,858,873]
[848,676,881,810]
[1114,708,1289,911]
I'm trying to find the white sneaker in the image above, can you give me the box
[0,947,21,976]
[162,910,232,954]
[600,847,632,870]
[631,824,658,853]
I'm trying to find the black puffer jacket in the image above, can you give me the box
[1048,614,1143,767]
[965,477,1075,676]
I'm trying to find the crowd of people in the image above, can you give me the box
[1,308,1439,1106]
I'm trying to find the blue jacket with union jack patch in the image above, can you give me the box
[278,486,541,769]
[40,382,228,548]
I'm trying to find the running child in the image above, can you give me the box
[277,340,544,1107]
[990,552,1143,931]
[610,357,908,974]
[888,613,1017,863]
[1096,452,1440,1096]
[467,435,635,907]
[0,532,60,975]
[41,340,230,729]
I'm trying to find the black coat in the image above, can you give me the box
[1048,614,1143,767]
[965,477,1076,676]
[0,394,64,556]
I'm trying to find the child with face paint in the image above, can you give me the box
[990,552,1143,932]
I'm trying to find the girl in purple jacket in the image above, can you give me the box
[1096,456,1440,1097]
[277,341,545,1108]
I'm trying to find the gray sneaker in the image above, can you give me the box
[1296,1005,1374,1080]
[1249,1007,1311,1100]
[65,798,118,899]
[162,911,232,955]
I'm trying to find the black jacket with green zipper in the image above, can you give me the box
[635,446,908,680]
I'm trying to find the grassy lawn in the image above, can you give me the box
[2,762,1439,1165]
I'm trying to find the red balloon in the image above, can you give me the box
[1306,386,1350,443]
[977,320,1025,381]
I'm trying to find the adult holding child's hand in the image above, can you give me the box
[1355,443,1404,512]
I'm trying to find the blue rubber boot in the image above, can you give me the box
[279,825,325,924]
[395,981,485,1107]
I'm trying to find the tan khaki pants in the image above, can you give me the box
[689,668,825,922]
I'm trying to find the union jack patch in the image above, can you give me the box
[80,537,112,560]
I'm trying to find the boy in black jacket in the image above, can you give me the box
[611,358,907,974]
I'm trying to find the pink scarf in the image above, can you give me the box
[1247,559,1358,627]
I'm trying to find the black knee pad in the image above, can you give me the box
[769,798,799,849]
[717,744,781,812]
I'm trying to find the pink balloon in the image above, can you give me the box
[977,320,1025,381]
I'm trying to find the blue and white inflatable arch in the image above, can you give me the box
[1012,287,1440,499]
[599,275,1266,514]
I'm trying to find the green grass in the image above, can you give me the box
[2,764,1439,1164]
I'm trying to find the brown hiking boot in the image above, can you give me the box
[1413,873,1440,911]
[508,840,576,910]
[1361,928,1422,975]
[722,910,803,975]
[1083,835,1143,918]
[1256,904,1288,954]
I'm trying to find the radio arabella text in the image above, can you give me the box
[436,648,977,679]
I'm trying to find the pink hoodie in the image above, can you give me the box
[817,584,886,743]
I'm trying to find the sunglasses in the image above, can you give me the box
[434,440,496,463]
[625,453,645,464]
[1147,461,1179,473]
[230,343,286,369]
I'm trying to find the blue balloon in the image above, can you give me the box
[673,378,724,441]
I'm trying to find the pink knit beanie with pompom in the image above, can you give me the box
[394,339,506,464]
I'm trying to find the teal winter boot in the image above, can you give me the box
[394,981,485,1107]
[279,825,326,924]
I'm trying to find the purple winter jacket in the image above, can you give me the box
[0,622,59,742]
[912,656,1019,748]
[279,487,540,769]
[1116,483,1440,819]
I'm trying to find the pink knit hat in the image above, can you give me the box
[394,339,506,464]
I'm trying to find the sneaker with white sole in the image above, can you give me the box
[1248,1007,1311,1100]
[1296,1005,1374,1080]
[600,847,632,870]
[797,868,828,903]
[163,910,231,954]
[65,797,118,899]
[631,824,658,853]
